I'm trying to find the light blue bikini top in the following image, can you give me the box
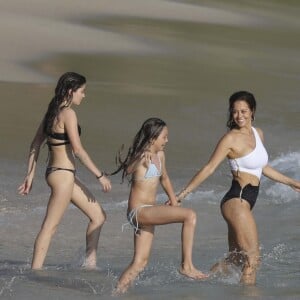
[228,127,268,179]
[134,156,162,181]
[144,160,162,179]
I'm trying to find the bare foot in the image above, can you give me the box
[240,266,256,285]
[179,266,209,280]
[81,258,98,271]
[82,264,100,271]
[112,287,124,296]
[112,283,129,296]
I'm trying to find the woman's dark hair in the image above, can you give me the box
[226,91,257,130]
[43,72,86,135]
[111,117,167,182]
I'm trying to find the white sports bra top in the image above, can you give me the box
[228,127,268,179]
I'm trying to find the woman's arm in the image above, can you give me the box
[18,119,46,195]
[263,165,300,192]
[257,126,300,191]
[64,109,111,192]
[177,133,232,202]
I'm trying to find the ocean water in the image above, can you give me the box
[1,0,300,299]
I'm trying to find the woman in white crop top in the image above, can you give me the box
[177,91,300,285]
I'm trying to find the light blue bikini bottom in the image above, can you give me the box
[123,204,153,235]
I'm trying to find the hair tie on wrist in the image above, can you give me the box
[96,171,104,179]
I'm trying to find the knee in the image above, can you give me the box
[185,209,197,226]
[100,210,107,224]
[91,209,106,227]
[40,221,58,237]
[133,257,149,272]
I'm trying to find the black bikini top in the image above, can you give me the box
[47,125,81,147]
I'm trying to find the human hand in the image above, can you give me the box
[99,175,112,193]
[18,176,33,195]
[142,151,152,167]
[164,199,171,205]
[165,199,180,206]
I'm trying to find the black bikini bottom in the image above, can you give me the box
[45,167,76,178]
[221,179,259,210]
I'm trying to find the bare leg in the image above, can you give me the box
[221,198,260,285]
[178,209,208,278]
[71,178,106,269]
[226,225,246,267]
[142,206,207,274]
[140,205,207,279]
[210,225,244,275]
[115,226,154,294]
[114,205,208,294]
[31,171,74,269]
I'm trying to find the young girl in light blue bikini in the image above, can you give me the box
[111,117,208,294]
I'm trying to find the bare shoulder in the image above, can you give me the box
[215,131,240,158]
[60,107,77,122]
[253,126,264,140]
[219,130,236,146]
[157,150,166,164]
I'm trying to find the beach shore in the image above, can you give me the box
[1,0,266,83]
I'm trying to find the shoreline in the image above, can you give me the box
[1,0,266,83]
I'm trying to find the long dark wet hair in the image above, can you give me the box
[43,72,86,135]
[110,117,167,182]
[226,91,257,130]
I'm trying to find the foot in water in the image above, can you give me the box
[179,266,209,280]
[81,257,99,270]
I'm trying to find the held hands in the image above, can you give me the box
[166,189,188,206]
[165,197,181,206]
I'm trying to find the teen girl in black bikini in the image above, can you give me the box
[18,72,111,270]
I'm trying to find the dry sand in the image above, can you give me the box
[1,0,264,83]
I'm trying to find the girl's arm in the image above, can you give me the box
[177,133,232,202]
[18,119,46,195]
[263,165,300,192]
[64,109,111,192]
[159,152,178,206]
